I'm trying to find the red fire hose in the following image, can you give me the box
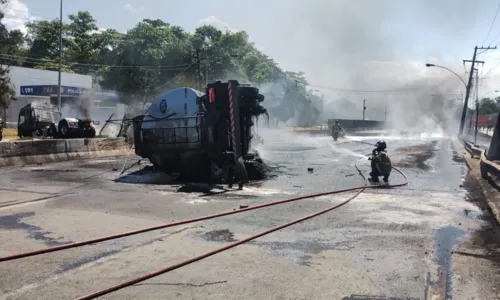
[75,165,408,300]
[0,165,403,263]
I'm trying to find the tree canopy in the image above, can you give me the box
[478,97,500,115]
[0,0,23,113]
[0,9,323,126]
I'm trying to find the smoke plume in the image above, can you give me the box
[255,0,486,133]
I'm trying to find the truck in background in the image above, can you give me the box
[17,101,98,139]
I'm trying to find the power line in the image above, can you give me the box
[481,60,500,79]
[152,64,196,92]
[483,3,500,45]
[490,28,500,45]
[0,53,192,70]
[308,78,452,94]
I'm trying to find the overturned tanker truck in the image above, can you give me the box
[132,80,268,183]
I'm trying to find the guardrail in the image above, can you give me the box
[459,135,500,180]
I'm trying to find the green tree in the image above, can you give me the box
[479,97,498,115]
[99,19,195,104]
[24,19,69,70]
[65,11,101,74]
[17,10,324,124]
[0,0,22,116]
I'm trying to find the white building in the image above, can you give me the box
[3,66,124,129]
[7,65,92,89]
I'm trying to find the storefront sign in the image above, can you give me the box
[19,85,119,100]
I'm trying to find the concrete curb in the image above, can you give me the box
[0,149,131,167]
[463,149,500,226]
[0,137,133,167]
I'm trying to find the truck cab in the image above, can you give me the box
[18,102,60,138]
[17,101,98,139]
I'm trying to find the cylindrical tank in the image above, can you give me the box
[139,87,207,177]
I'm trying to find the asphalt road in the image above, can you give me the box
[0,128,499,300]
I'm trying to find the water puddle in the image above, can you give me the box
[0,212,71,246]
[429,225,465,299]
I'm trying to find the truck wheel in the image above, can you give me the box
[239,86,259,97]
[60,122,70,138]
[85,127,96,138]
[48,125,57,138]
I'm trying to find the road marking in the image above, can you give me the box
[0,193,73,210]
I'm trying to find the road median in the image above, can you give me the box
[0,138,132,167]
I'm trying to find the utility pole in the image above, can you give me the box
[464,61,484,134]
[144,69,149,102]
[57,0,63,110]
[362,99,366,120]
[474,68,480,145]
[460,45,495,135]
[194,49,202,90]
[384,105,387,122]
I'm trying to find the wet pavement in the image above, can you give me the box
[0,128,499,300]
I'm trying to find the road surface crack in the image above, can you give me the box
[133,280,227,287]
[453,250,500,259]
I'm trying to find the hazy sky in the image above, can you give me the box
[3,0,500,101]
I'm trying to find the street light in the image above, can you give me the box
[57,0,63,111]
[426,63,468,135]
[425,63,467,88]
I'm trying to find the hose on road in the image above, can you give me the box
[75,164,408,300]
[0,162,402,263]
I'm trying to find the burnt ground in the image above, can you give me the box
[393,141,438,170]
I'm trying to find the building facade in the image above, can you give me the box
[4,66,124,128]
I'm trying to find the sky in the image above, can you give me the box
[3,0,500,124]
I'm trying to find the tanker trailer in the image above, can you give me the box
[133,80,267,183]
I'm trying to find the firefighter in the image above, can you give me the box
[369,140,392,183]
